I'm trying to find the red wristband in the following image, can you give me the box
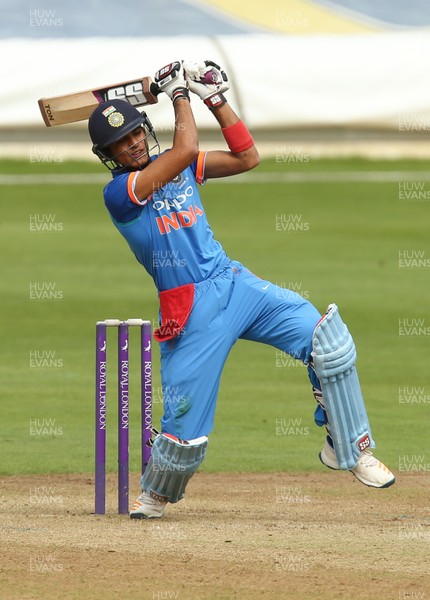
[221,121,254,153]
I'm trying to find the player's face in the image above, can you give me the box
[109,126,150,169]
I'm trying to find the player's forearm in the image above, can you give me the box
[171,97,199,163]
[132,98,198,201]
[210,102,240,128]
[210,104,259,173]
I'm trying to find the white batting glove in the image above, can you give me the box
[154,61,189,104]
[183,60,229,110]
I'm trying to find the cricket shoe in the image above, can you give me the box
[319,439,395,488]
[129,490,167,519]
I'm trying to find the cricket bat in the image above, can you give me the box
[38,76,160,127]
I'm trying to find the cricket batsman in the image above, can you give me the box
[88,60,395,519]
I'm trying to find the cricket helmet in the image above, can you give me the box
[88,99,158,170]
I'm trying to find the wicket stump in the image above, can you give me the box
[95,319,152,515]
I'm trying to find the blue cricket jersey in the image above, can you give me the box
[103,152,229,291]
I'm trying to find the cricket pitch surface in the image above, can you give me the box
[1,472,429,599]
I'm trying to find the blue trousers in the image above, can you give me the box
[159,260,322,439]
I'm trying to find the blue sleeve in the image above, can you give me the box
[189,157,198,179]
[103,174,143,223]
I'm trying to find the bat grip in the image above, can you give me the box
[150,82,161,96]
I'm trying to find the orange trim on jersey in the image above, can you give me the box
[195,151,207,185]
[127,171,148,206]
[127,172,139,204]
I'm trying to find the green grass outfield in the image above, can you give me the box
[1,157,429,476]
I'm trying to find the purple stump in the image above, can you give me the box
[95,323,107,515]
[118,322,129,514]
[141,321,152,473]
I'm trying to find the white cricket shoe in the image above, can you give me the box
[129,490,167,519]
[319,439,395,488]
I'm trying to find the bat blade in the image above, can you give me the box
[38,76,159,127]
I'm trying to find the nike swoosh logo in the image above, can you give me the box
[262,284,270,290]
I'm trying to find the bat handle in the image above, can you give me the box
[150,82,161,96]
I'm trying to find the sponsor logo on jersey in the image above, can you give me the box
[156,204,204,235]
[150,183,205,235]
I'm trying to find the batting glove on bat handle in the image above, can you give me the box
[183,59,229,109]
[154,61,189,104]
[150,82,161,97]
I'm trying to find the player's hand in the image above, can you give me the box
[183,60,229,103]
[154,61,189,103]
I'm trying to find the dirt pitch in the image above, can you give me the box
[1,472,429,600]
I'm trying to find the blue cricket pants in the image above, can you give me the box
[159,260,322,439]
